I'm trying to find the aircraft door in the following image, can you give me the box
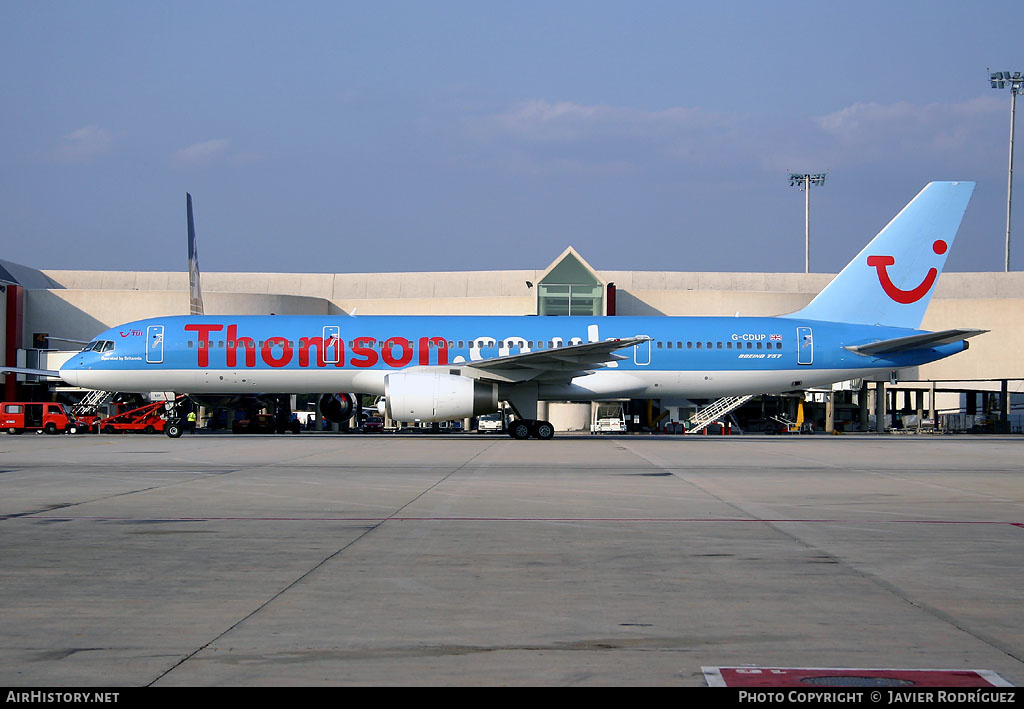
[797,326,813,365]
[323,326,341,364]
[146,325,165,364]
[634,335,651,366]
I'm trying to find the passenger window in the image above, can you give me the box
[696,342,702,349]
[756,342,762,349]
[717,342,722,349]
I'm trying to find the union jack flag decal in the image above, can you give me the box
[769,334,782,341]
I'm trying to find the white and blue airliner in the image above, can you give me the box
[9,182,985,439]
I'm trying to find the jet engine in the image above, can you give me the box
[318,393,356,423]
[384,372,497,422]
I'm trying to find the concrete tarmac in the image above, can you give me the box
[0,432,1021,686]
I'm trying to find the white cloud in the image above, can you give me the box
[455,95,1006,178]
[462,99,732,174]
[172,139,230,167]
[480,100,718,142]
[812,96,1003,159]
[50,125,113,163]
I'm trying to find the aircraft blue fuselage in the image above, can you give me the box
[59,314,965,400]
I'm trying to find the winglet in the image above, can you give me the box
[783,181,975,328]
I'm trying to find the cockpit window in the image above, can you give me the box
[82,340,115,352]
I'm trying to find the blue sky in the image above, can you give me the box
[1,1,1021,275]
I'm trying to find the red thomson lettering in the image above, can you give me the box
[382,338,413,367]
[351,337,378,368]
[418,336,449,366]
[297,335,345,367]
[184,325,458,369]
[261,336,293,367]
[299,336,325,367]
[185,323,224,367]
[226,324,256,367]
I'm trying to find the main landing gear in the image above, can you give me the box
[507,419,555,440]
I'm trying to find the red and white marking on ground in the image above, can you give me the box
[703,667,1013,688]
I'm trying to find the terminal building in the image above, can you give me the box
[2,246,1023,433]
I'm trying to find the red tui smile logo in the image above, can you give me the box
[866,239,947,304]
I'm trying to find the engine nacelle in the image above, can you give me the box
[318,393,356,423]
[384,372,497,422]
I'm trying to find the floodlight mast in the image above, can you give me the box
[990,70,1023,271]
[788,172,827,273]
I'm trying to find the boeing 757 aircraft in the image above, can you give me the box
[8,182,984,439]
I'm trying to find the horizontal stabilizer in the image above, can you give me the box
[0,366,62,378]
[844,328,987,356]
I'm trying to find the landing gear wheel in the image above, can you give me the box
[165,423,183,438]
[533,420,555,440]
[509,420,532,440]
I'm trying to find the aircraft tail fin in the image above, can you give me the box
[186,193,205,316]
[783,181,974,329]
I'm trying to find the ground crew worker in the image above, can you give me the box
[187,410,197,434]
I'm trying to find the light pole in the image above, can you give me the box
[990,70,1023,272]
[789,172,827,273]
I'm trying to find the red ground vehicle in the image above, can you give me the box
[2,402,82,434]
[362,416,384,432]
[76,399,173,434]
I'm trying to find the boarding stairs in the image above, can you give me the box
[686,395,754,434]
[72,389,115,418]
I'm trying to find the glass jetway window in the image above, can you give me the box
[538,284,603,316]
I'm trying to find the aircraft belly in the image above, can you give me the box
[541,368,884,401]
[70,368,387,395]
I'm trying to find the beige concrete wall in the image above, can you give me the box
[620,290,813,317]
[24,289,332,342]
[44,268,543,302]
[917,299,1024,381]
[330,296,535,316]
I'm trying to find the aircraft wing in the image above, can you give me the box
[844,328,987,356]
[460,336,650,384]
[0,366,62,378]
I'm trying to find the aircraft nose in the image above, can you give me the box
[58,363,79,387]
